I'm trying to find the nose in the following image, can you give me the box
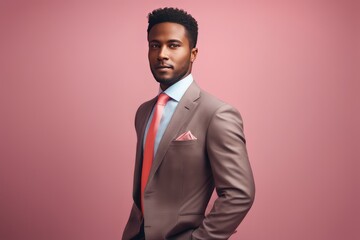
[157,46,169,61]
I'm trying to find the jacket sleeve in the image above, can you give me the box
[192,104,255,240]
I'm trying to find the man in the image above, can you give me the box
[123,8,255,240]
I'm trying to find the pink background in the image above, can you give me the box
[1,0,359,239]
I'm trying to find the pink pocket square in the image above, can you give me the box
[175,131,197,141]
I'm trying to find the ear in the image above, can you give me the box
[190,48,198,63]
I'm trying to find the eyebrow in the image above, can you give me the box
[149,39,183,44]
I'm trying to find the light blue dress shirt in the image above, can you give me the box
[143,74,194,156]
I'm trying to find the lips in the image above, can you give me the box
[155,64,173,69]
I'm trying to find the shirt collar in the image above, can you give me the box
[159,74,193,102]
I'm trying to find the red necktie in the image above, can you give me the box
[141,93,169,213]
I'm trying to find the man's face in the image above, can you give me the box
[148,22,197,89]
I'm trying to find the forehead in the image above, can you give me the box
[148,22,188,43]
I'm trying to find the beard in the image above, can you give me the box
[150,65,191,88]
[153,72,187,87]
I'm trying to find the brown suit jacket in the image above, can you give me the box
[122,81,255,240]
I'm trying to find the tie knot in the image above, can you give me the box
[157,93,169,106]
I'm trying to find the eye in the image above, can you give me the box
[149,43,160,49]
[169,43,180,48]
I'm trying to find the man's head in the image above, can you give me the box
[147,8,198,89]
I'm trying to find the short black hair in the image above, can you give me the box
[147,7,198,48]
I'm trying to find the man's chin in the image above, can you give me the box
[154,76,178,86]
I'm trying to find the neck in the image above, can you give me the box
[160,71,192,91]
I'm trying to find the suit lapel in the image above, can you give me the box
[133,97,157,204]
[147,82,201,187]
